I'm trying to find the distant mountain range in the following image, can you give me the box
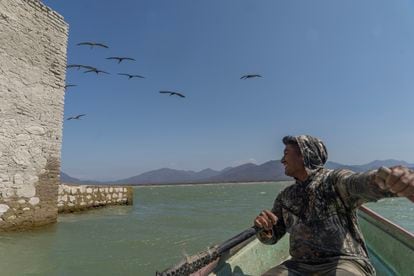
[60,159,414,185]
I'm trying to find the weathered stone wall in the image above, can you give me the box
[58,184,133,213]
[0,0,68,230]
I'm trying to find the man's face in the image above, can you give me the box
[281,144,305,177]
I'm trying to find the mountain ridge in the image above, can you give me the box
[61,159,414,185]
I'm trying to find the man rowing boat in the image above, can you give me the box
[254,135,414,275]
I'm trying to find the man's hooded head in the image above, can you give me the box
[282,135,328,174]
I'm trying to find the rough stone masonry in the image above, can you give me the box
[0,0,69,230]
[58,184,133,213]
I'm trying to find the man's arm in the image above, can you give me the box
[330,169,394,209]
[331,166,414,209]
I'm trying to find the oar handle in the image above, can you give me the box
[217,226,261,254]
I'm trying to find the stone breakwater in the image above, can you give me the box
[58,184,133,213]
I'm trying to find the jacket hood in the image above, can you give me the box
[283,135,328,174]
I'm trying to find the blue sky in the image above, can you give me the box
[42,0,414,180]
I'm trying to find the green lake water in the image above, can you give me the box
[0,182,412,276]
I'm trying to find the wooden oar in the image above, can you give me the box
[156,226,261,276]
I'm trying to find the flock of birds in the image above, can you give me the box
[65,41,262,121]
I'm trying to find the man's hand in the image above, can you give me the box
[376,166,414,202]
[254,210,278,239]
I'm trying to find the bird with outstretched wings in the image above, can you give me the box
[77,42,109,49]
[84,68,110,75]
[106,57,136,64]
[118,73,145,79]
[240,74,262,79]
[67,114,86,120]
[159,91,185,98]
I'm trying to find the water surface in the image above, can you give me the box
[0,182,412,276]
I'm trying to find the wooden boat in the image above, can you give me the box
[205,206,414,276]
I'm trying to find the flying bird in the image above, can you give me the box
[106,57,136,63]
[84,68,110,75]
[118,73,145,79]
[64,84,77,89]
[240,74,262,79]
[66,114,86,120]
[77,42,109,49]
[159,91,185,98]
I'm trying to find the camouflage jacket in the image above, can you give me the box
[257,167,394,264]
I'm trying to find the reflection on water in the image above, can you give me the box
[0,182,412,276]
